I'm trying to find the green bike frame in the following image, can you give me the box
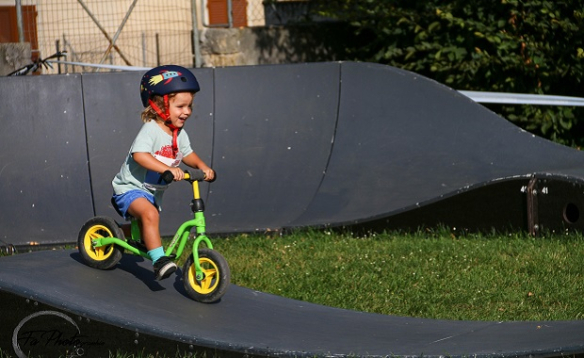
[92,174,212,281]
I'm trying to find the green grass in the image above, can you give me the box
[212,228,584,322]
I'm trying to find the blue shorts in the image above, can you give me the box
[112,190,158,220]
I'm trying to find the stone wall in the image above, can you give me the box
[199,23,356,67]
[0,43,31,76]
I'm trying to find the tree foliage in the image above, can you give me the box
[310,0,584,146]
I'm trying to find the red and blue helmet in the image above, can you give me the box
[139,65,200,107]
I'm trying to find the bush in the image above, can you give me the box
[311,0,584,146]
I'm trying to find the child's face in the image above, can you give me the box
[167,92,195,128]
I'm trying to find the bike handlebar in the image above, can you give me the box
[6,51,68,76]
[161,169,206,183]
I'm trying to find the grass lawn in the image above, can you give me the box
[215,228,584,322]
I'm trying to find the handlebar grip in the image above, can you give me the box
[162,169,208,182]
[185,169,206,181]
[161,170,175,183]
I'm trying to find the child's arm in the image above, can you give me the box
[133,152,185,181]
[183,152,215,181]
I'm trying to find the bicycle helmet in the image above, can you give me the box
[140,65,200,158]
[140,65,200,107]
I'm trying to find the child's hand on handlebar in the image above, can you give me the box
[161,167,214,182]
[201,168,215,181]
[167,167,185,181]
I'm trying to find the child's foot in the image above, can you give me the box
[153,256,177,281]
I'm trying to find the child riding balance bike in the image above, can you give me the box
[77,65,229,303]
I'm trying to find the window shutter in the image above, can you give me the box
[207,0,247,28]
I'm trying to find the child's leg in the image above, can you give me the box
[126,197,162,251]
[126,197,177,280]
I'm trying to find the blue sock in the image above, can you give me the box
[148,247,165,264]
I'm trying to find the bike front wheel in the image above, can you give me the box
[183,248,230,303]
[77,216,124,270]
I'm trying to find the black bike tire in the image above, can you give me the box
[77,216,124,270]
[183,248,230,303]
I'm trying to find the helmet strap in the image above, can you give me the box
[148,95,179,158]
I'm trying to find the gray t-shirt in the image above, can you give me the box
[112,120,194,206]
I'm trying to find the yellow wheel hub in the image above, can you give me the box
[83,224,116,261]
[188,257,220,294]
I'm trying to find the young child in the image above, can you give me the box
[112,65,214,280]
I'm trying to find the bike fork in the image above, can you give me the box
[192,232,213,281]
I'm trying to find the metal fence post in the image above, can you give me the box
[191,0,202,68]
[15,0,24,43]
[227,0,233,28]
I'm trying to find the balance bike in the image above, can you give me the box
[77,170,230,303]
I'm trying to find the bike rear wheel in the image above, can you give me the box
[183,248,230,303]
[78,216,124,270]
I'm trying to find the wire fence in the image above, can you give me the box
[14,0,276,73]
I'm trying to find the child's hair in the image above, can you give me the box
[141,93,178,123]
